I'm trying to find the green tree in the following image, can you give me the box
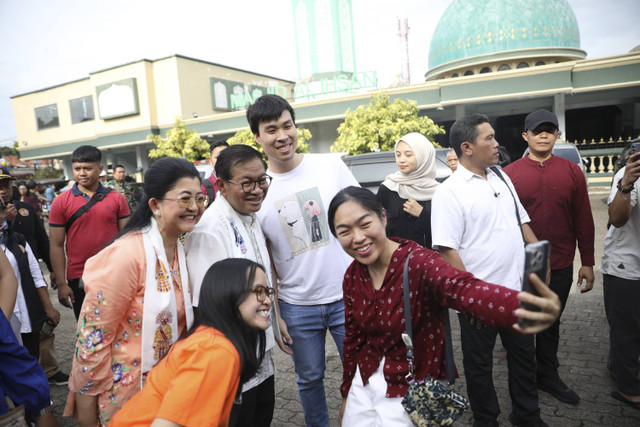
[35,168,64,179]
[331,91,445,155]
[227,127,311,161]
[0,141,19,158]
[147,116,210,162]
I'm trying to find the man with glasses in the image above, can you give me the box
[248,94,359,427]
[503,110,595,405]
[185,144,277,427]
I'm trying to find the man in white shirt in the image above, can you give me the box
[185,145,276,427]
[600,150,640,409]
[247,94,358,427]
[431,114,547,427]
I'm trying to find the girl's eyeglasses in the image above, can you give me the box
[251,286,275,302]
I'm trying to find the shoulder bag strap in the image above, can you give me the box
[402,253,457,385]
[402,255,415,382]
[489,166,525,244]
[65,188,112,231]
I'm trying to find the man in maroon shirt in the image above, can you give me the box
[503,110,595,405]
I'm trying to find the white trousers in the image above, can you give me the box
[342,358,413,426]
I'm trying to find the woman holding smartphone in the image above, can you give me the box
[328,186,560,425]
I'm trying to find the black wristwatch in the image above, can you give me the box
[617,180,634,194]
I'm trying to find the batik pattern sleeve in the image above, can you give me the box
[340,264,366,397]
[416,249,519,327]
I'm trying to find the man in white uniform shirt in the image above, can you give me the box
[185,145,276,427]
[431,114,547,427]
[247,94,359,427]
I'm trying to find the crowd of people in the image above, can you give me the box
[0,94,638,427]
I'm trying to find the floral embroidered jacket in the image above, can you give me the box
[64,232,187,425]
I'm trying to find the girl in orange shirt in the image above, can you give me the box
[111,258,272,427]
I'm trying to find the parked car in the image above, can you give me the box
[193,160,213,180]
[341,148,453,193]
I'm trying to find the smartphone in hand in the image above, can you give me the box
[518,241,550,329]
[41,321,55,336]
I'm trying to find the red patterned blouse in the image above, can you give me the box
[340,239,519,398]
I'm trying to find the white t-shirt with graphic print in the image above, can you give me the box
[257,154,359,305]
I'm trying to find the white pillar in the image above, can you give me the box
[455,104,466,120]
[136,145,149,182]
[553,93,566,142]
[61,157,73,181]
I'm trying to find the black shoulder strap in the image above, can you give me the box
[203,179,215,204]
[402,253,456,385]
[489,166,525,243]
[65,189,113,231]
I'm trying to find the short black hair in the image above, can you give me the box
[449,114,490,157]
[328,186,383,237]
[215,145,267,181]
[114,164,126,171]
[71,145,102,163]
[210,140,230,155]
[246,94,296,135]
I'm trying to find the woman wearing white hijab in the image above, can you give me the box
[376,133,440,248]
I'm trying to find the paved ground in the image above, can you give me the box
[46,192,640,426]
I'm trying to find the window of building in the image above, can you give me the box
[498,64,511,71]
[517,62,530,68]
[35,104,59,130]
[535,61,545,66]
[95,78,140,120]
[210,78,246,111]
[69,96,95,124]
[480,67,492,74]
[464,70,474,76]
[451,73,459,78]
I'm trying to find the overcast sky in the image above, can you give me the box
[1,0,638,147]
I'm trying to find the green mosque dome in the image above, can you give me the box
[426,0,586,80]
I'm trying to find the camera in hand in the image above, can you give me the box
[518,241,550,329]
